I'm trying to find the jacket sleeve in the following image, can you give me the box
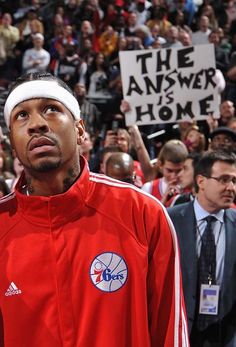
[146,202,189,347]
[0,309,4,347]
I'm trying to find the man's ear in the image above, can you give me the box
[75,119,85,145]
[196,174,205,191]
[157,160,163,174]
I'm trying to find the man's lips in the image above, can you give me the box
[222,194,234,200]
[28,137,56,151]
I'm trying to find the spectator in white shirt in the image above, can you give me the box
[22,33,50,74]
[192,15,211,45]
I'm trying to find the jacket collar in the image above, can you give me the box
[15,156,91,226]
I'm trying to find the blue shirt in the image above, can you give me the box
[194,198,225,286]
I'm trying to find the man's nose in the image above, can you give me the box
[226,180,236,190]
[27,113,49,135]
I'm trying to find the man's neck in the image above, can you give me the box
[196,195,221,214]
[23,166,81,197]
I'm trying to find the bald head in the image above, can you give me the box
[105,153,135,184]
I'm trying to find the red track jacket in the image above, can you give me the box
[0,157,189,347]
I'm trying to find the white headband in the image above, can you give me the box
[4,80,81,128]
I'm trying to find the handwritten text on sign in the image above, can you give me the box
[119,45,218,126]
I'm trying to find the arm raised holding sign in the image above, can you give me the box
[121,100,158,182]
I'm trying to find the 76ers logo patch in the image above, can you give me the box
[90,252,128,292]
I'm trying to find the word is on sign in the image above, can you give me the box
[119,44,219,126]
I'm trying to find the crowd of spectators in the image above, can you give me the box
[1,2,236,344]
[1,0,236,198]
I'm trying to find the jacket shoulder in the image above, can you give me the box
[167,201,192,217]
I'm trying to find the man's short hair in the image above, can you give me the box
[194,151,236,192]
[158,139,188,164]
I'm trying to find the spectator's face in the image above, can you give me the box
[160,160,183,184]
[84,39,92,50]
[220,101,235,123]
[96,53,104,66]
[33,37,44,48]
[210,133,234,152]
[185,129,202,151]
[208,32,219,45]
[81,21,92,35]
[217,27,224,40]
[128,13,137,26]
[9,98,84,174]
[168,27,179,42]
[202,4,213,17]
[80,131,92,154]
[117,130,129,153]
[197,161,236,211]
[178,158,194,189]
[199,16,209,31]
[54,14,63,25]
[64,25,73,36]
[56,6,64,16]
[151,24,160,37]
[74,84,86,97]
[179,32,191,46]
[2,14,12,26]
[119,37,127,50]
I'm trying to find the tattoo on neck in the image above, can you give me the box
[25,177,34,194]
[63,168,78,191]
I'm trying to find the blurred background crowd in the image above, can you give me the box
[0,0,236,204]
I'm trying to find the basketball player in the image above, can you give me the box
[0,72,189,346]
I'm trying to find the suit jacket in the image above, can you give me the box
[168,202,236,346]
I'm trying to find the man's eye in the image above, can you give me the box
[44,105,59,113]
[15,111,28,120]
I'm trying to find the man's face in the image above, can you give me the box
[2,14,11,26]
[220,101,235,124]
[210,133,234,152]
[197,161,236,211]
[160,160,183,184]
[208,32,219,45]
[117,130,129,153]
[33,37,44,49]
[178,158,194,189]
[179,32,191,46]
[10,98,84,175]
[199,16,209,31]
[128,13,137,26]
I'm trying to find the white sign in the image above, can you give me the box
[119,45,219,126]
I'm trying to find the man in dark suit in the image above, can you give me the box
[168,151,236,347]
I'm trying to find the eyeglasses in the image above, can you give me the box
[204,175,236,185]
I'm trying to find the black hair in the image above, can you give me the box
[187,152,202,172]
[8,72,74,97]
[194,151,236,193]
